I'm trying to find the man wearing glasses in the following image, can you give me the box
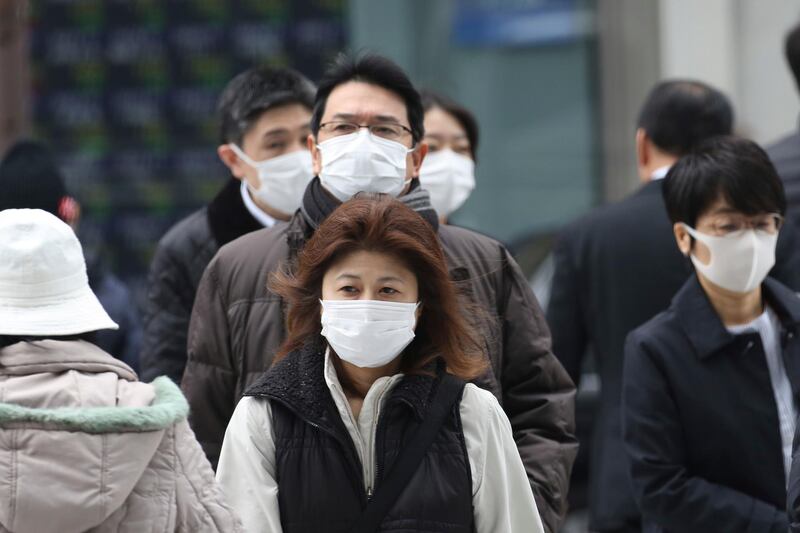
[181,53,578,533]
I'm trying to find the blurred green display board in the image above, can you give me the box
[29,0,346,302]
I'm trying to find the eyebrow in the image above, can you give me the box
[335,273,406,284]
[331,112,404,125]
[262,123,311,137]
[423,133,468,140]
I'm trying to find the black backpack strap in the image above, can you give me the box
[349,373,466,533]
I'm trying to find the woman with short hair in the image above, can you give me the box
[216,194,543,532]
[623,136,796,532]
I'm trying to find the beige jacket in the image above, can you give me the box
[0,340,242,533]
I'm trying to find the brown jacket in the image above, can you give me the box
[182,212,578,532]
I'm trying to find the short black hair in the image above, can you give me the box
[662,136,786,228]
[420,90,480,160]
[785,23,800,91]
[310,53,424,144]
[637,80,733,156]
[217,66,316,145]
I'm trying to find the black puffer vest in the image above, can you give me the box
[244,341,475,533]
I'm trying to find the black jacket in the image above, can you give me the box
[767,128,800,228]
[244,341,473,532]
[547,179,800,531]
[623,276,799,533]
[140,178,262,383]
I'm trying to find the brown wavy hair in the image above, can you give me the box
[269,194,486,380]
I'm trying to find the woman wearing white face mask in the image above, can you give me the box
[216,195,544,533]
[622,136,798,533]
[419,90,478,223]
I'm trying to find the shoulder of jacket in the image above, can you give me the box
[438,224,505,256]
[210,224,290,275]
[159,207,211,250]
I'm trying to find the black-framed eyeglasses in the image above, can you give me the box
[319,121,414,143]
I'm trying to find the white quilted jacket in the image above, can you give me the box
[0,339,242,533]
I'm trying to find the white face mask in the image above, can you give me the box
[229,145,314,215]
[320,299,419,368]
[682,224,778,293]
[419,149,476,218]
[317,129,413,202]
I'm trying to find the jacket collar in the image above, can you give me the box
[206,177,263,248]
[245,337,442,428]
[674,275,800,360]
[0,339,137,380]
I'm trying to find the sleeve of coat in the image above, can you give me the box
[788,415,800,532]
[499,246,579,533]
[181,256,238,468]
[173,418,244,533]
[140,241,193,383]
[546,230,588,384]
[623,332,788,533]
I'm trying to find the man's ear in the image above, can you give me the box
[409,142,428,178]
[309,134,322,176]
[217,144,246,179]
[635,128,649,169]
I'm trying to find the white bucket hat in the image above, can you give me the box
[0,209,118,335]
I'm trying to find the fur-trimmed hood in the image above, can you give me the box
[0,340,194,533]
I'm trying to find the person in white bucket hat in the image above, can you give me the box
[0,209,242,533]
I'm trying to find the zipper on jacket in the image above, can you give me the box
[267,395,369,506]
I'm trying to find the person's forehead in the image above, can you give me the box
[325,249,415,279]
[424,107,466,137]
[323,81,409,125]
[249,102,312,133]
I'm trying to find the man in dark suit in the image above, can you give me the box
[547,80,800,533]
[767,23,800,228]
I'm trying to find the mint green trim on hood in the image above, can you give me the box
[0,377,188,433]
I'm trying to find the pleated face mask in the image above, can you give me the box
[317,129,413,202]
[320,299,419,368]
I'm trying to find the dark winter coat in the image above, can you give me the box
[140,178,261,383]
[623,276,800,533]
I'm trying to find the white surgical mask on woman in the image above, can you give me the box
[419,149,476,217]
[317,129,413,202]
[229,145,314,215]
[320,299,419,368]
[682,224,778,293]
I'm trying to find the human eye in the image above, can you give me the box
[379,286,399,295]
[333,122,357,134]
[371,124,401,139]
[339,285,359,294]
[266,140,287,151]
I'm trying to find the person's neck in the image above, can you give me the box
[248,187,292,222]
[639,154,678,183]
[697,273,765,327]
[333,354,402,399]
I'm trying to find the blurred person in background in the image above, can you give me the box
[140,66,316,384]
[0,209,242,533]
[182,53,577,533]
[624,137,795,533]
[418,90,478,223]
[217,195,544,532]
[0,139,142,372]
[548,80,800,533]
[767,22,800,228]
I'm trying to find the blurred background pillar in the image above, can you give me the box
[596,0,660,202]
[0,0,30,155]
[658,0,800,145]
